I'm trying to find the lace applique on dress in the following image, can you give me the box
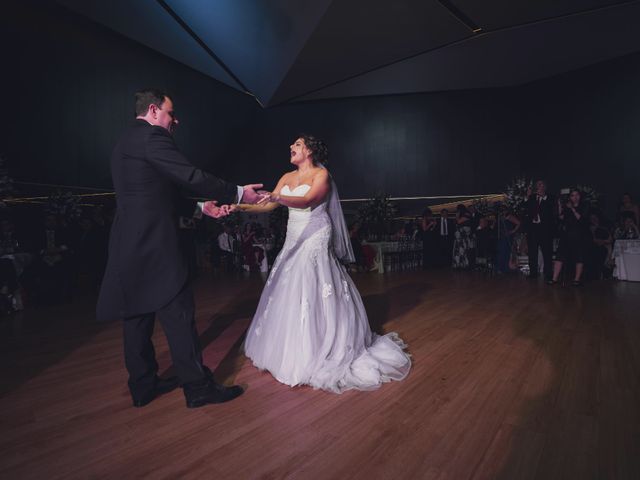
[342,280,351,302]
[308,226,331,266]
[263,296,273,318]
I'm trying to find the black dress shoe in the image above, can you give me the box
[132,376,180,408]
[183,378,244,408]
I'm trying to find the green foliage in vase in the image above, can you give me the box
[357,192,396,236]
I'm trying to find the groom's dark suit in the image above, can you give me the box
[97,119,237,396]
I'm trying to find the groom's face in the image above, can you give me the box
[154,97,178,133]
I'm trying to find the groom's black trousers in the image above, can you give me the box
[123,283,205,397]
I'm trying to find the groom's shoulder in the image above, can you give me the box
[120,120,172,145]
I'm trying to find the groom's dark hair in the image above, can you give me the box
[297,133,328,166]
[135,88,171,116]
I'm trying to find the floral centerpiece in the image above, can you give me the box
[358,192,396,240]
[503,177,533,215]
[471,197,497,217]
[574,184,599,206]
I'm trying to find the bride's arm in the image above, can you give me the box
[236,173,288,213]
[236,202,280,213]
[271,169,330,209]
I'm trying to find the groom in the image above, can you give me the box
[97,88,263,408]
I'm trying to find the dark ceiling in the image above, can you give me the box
[56,0,640,107]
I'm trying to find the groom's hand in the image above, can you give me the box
[242,184,267,204]
[202,201,232,219]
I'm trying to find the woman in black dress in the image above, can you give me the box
[419,208,438,268]
[548,189,590,286]
[496,207,521,273]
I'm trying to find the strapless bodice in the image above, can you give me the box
[281,184,327,216]
[281,184,311,212]
[280,184,329,238]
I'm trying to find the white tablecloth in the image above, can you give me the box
[362,242,398,273]
[613,239,640,281]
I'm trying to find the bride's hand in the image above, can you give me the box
[257,191,278,205]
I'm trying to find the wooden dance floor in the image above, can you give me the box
[1,270,639,479]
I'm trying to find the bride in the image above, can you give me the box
[238,134,411,393]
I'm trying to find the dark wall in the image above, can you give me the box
[1,1,638,213]
[247,89,525,199]
[522,52,640,211]
[245,53,640,209]
[0,1,260,189]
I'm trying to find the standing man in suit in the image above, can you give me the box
[97,88,264,408]
[524,179,555,280]
[437,208,455,267]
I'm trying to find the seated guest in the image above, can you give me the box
[0,217,22,254]
[618,193,639,226]
[391,224,407,241]
[452,204,473,269]
[437,209,455,267]
[30,214,74,303]
[587,212,612,280]
[614,216,640,240]
[548,189,590,286]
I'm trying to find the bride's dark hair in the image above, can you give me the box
[297,133,328,166]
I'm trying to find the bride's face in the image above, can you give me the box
[290,138,311,165]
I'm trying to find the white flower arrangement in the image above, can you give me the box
[574,184,599,206]
[504,177,533,214]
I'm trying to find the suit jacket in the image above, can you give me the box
[437,217,455,238]
[524,194,555,232]
[97,120,237,321]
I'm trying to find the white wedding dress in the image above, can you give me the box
[244,184,411,393]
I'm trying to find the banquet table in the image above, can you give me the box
[613,239,640,281]
[363,240,422,273]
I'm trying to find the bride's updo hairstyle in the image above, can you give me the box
[298,133,328,166]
